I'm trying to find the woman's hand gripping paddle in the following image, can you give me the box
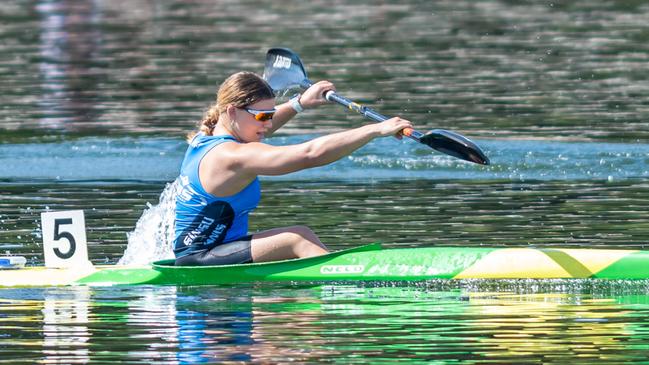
[262,47,490,165]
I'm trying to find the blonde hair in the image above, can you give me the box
[189,72,275,140]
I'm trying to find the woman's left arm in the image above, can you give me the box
[267,80,335,135]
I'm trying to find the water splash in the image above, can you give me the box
[117,179,179,265]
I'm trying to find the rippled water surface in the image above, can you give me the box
[2,0,649,363]
[2,0,649,142]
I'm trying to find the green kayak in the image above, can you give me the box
[2,243,649,287]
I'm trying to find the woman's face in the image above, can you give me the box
[231,98,275,142]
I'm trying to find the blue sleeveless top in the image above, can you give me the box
[174,134,261,258]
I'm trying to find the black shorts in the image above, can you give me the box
[174,235,253,266]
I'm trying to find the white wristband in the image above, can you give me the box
[290,94,304,113]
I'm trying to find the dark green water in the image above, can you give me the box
[2,0,649,363]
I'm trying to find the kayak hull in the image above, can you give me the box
[3,243,649,287]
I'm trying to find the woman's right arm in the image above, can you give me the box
[224,117,413,177]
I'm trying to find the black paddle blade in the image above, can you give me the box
[420,129,490,165]
[263,48,312,94]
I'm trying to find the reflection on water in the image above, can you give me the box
[41,287,91,362]
[36,0,103,133]
[2,282,649,363]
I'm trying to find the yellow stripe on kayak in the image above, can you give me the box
[554,248,637,275]
[0,266,98,287]
[454,249,573,279]
[454,248,639,279]
[539,249,594,278]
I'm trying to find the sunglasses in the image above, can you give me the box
[243,107,276,121]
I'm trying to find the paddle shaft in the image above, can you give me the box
[301,79,423,141]
[326,91,425,140]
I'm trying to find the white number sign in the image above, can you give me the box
[41,210,91,268]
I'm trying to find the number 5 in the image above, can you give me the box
[53,218,76,259]
[41,210,90,268]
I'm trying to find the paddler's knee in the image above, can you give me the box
[284,225,329,254]
[285,225,317,240]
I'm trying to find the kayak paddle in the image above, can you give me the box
[262,47,490,165]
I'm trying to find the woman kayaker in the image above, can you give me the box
[174,71,412,266]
